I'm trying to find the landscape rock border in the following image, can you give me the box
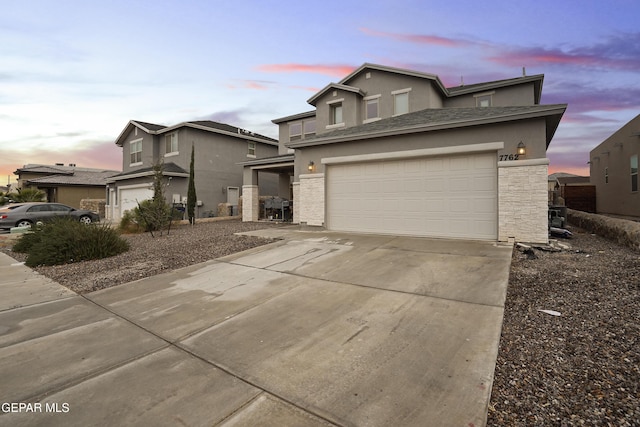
[567,209,640,252]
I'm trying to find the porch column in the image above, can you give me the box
[242,168,259,222]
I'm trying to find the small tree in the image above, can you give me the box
[187,143,197,225]
[134,162,172,237]
[7,187,46,202]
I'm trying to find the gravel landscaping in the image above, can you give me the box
[1,218,286,294]
[2,219,638,425]
[488,227,639,426]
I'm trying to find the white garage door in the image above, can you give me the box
[120,187,153,215]
[326,153,497,240]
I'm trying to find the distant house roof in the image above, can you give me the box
[556,176,590,186]
[115,119,278,147]
[287,104,567,149]
[108,162,189,182]
[26,169,120,186]
[16,164,120,187]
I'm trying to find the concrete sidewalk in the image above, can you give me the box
[0,230,512,426]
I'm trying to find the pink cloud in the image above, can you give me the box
[359,27,471,48]
[288,85,321,92]
[256,63,357,77]
[245,81,268,90]
[489,32,640,71]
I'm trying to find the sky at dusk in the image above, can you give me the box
[1,0,639,186]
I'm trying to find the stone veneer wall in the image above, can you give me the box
[292,182,300,224]
[498,160,549,244]
[298,174,325,226]
[80,199,106,219]
[242,185,259,222]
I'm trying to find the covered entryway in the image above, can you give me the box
[326,152,497,240]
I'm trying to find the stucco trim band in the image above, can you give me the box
[321,142,504,165]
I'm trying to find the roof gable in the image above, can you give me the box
[339,63,448,95]
[307,83,366,106]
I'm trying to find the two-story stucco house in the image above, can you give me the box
[106,120,279,221]
[589,113,640,217]
[242,63,566,244]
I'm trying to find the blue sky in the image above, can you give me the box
[2,0,639,185]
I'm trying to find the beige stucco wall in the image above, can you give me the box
[499,160,549,244]
[589,114,640,217]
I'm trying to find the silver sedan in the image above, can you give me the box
[0,202,100,229]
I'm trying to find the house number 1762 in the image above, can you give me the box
[498,154,520,161]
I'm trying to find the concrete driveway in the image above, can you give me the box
[0,228,512,426]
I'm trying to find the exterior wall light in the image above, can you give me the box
[308,161,315,172]
[517,142,526,156]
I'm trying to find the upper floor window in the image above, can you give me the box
[247,141,256,157]
[475,92,494,107]
[165,132,178,155]
[631,155,638,192]
[289,123,302,141]
[303,119,316,137]
[605,167,608,184]
[130,138,142,165]
[331,103,343,125]
[364,95,381,123]
[290,119,316,141]
[392,88,410,116]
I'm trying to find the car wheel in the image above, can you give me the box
[16,220,32,228]
[79,215,92,225]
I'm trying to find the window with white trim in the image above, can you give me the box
[289,123,302,141]
[631,155,638,192]
[247,141,256,157]
[130,139,142,165]
[331,103,343,125]
[392,88,410,116]
[364,95,381,122]
[303,119,316,137]
[165,132,178,155]
[476,94,493,107]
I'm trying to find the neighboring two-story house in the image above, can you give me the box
[106,120,279,222]
[589,113,640,218]
[242,63,566,244]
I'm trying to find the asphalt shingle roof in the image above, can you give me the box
[303,105,566,142]
[110,162,188,179]
[27,170,120,186]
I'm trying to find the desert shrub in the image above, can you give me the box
[119,210,142,234]
[14,217,129,267]
[12,225,43,253]
[133,199,171,232]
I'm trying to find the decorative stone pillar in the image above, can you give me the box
[299,173,325,226]
[292,182,300,224]
[242,185,259,222]
[498,159,549,243]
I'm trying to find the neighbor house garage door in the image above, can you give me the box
[326,153,497,240]
[120,187,153,215]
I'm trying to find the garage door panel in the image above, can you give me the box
[327,153,497,240]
